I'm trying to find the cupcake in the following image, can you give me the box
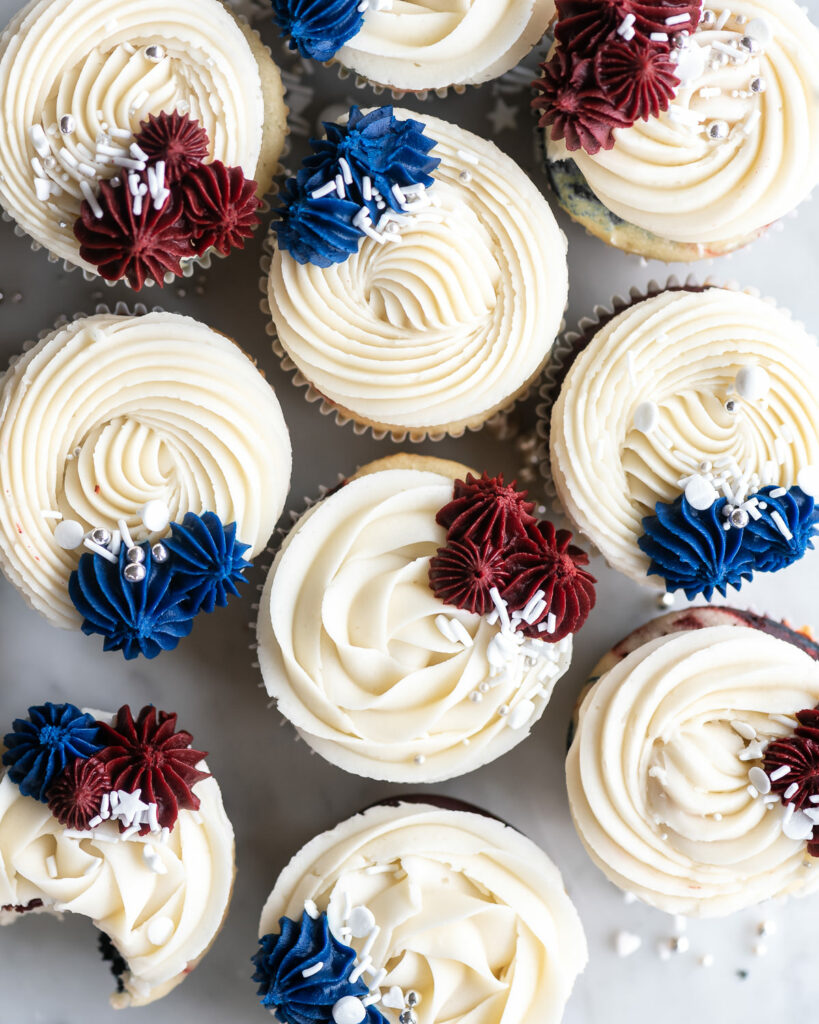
[256,453,595,782]
[0,0,289,288]
[1,700,234,1006]
[548,284,819,600]
[272,0,556,96]
[567,607,819,916]
[264,105,569,440]
[0,309,292,657]
[534,1,819,261]
[252,799,587,1024]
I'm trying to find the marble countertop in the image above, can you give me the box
[1,3,819,1021]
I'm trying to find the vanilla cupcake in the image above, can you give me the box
[256,453,594,782]
[548,285,819,601]
[534,1,819,261]
[1,700,234,1006]
[272,0,555,95]
[264,106,568,440]
[253,800,587,1024]
[0,0,288,287]
[0,309,292,657]
[567,608,819,916]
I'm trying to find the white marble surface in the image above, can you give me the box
[1,3,819,1021]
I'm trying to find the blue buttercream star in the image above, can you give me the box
[272,0,365,62]
[164,511,253,614]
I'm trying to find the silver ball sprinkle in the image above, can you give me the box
[739,35,758,52]
[145,44,165,61]
[750,76,766,94]
[730,508,750,529]
[59,114,75,134]
[151,542,169,563]
[406,993,420,1007]
[725,398,737,414]
[700,9,715,25]
[469,691,482,703]
[399,1013,416,1024]
[478,681,490,694]
[459,169,472,183]
[498,704,510,717]
[708,120,729,140]
[123,562,146,583]
[90,527,111,546]
[126,545,146,564]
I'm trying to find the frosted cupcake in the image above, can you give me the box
[1,700,234,1006]
[534,1,819,261]
[0,310,292,657]
[272,0,556,95]
[252,800,587,1024]
[0,0,288,287]
[256,453,594,782]
[567,608,819,916]
[548,285,819,600]
[265,105,568,440]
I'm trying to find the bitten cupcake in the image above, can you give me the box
[264,105,569,440]
[534,0,819,261]
[548,285,819,600]
[256,453,594,782]
[567,608,819,916]
[0,0,288,287]
[272,0,556,95]
[1,700,234,1006]
[252,800,587,1024]
[0,309,292,657]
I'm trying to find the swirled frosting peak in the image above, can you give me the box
[273,0,365,62]
[567,626,819,916]
[260,802,587,1024]
[0,311,292,630]
[257,462,573,782]
[0,704,234,1006]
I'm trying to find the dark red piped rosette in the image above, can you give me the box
[533,0,702,155]
[74,112,261,289]
[429,472,596,642]
[764,708,819,858]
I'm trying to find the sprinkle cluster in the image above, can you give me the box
[430,473,596,642]
[62,503,252,659]
[271,106,440,267]
[72,111,260,288]
[532,1,703,154]
[2,702,207,838]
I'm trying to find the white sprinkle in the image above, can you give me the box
[304,899,320,920]
[633,401,659,434]
[448,617,474,648]
[362,176,372,201]
[79,180,103,218]
[109,127,133,140]
[147,916,174,945]
[731,720,757,740]
[88,815,103,829]
[30,124,50,156]
[784,782,800,800]
[615,931,642,957]
[747,785,759,799]
[40,509,63,520]
[545,612,557,635]
[117,518,134,549]
[435,614,458,643]
[46,854,58,878]
[507,699,536,731]
[738,739,764,762]
[488,587,511,631]
[743,110,762,135]
[338,157,353,185]
[456,148,479,165]
[348,905,376,937]
[770,510,793,541]
[349,957,372,984]
[665,12,690,25]
[617,13,636,37]
[83,537,118,563]
[770,765,791,782]
[301,961,324,978]
[715,9,732,30]
[699,954,715,968]
[111,155,146,170]
[650,31,669,40]
[34,177,52,201]
[749,766,771,794]
[140,498,169,533]
[129,142,149,161]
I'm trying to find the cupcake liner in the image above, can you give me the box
[535,275,811,511]
[258,230,563,443]
[328,58,466,101]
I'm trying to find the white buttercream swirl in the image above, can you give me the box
[550,287,819,584]
[0,311,292,629]
[267,109,568,434]
[548,0,819,249]
[0,0,285,269]
[260,801,587,1024]
[567,627,819,916]
[337,0,555,91]
[257,466,572,782]
[0,739,233,1007]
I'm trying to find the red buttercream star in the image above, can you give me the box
[596,38,680,120]
[184,160,261,257]
[429,538,512,616]
[436,473,536,549]
[501,521,597,642]
[135,111,209,184]
[533,50,631,155]
[764,708,819,857]
[93,705,209,832]
[555,0,702,53]
[74,180,193,289]
[47,756,110,831]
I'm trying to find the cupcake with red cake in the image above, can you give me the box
[0,0,288,287]
[534,0,819,261]
[255,453,595,782]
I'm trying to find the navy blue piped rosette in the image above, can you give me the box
[68,511,252,659]
[272,0,366,63]
[252,911,387,1024]
[271,105,440,268]
[639,484,819,601]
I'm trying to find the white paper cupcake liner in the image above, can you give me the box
[258,231,561,444]
[535,274,810,511]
